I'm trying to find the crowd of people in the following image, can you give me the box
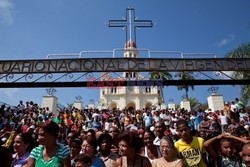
[0,98,250,167]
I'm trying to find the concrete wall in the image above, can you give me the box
[207,95,224,112]
[41,96,58,114]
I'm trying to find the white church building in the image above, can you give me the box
[99,40,165,110]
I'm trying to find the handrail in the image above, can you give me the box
[46,48,217,59]
[46,53,80,59]
[79,50,113,58]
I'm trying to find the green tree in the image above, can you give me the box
[188,97,199,110]
[175,72,195,99]
[66,102,74,109]
[199,102,209,110]
[150,71,172,81]
[225,42,250,105]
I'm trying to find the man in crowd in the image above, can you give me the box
[153,121,166,146]
[242,143,250,167]
[175,119,207,167]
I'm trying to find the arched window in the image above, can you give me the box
[146,86,151,93]
[111,87,117,94]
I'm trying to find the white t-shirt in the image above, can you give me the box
[153,116,160,123]
[92,113,101,120]
[219,115,227,125]
[144,116,152,127]
[171,117,178,128]
[104,122,110,131]
[153,136,161,146]
[231,104,238,112]
[240,113,247,121]
[160,113,170,125]
[170,127,177,135]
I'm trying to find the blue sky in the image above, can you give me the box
[0,0,249,107]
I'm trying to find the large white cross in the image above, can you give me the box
[108,7,153,44]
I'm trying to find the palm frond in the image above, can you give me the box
[225,42,250,105]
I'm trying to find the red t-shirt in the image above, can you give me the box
[21,125,29,133]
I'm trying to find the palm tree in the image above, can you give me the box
[225,42,250,105]
[188,97,199,110]
[149,71,172,81]
[66,102,74,109]
[149,71,172,91]
[199,102,208,110]
[175,72,195,99]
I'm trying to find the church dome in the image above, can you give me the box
[124,40,137,49]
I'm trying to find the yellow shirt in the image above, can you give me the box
[72,111,77,118]
[174,137,206,167]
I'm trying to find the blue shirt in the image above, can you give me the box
[144,116,152,127]
[13,152,29,167]
[91,156,105,167]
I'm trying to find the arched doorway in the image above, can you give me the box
[127,102,136,111]
[145,102,152,110]
[109,102,117,110]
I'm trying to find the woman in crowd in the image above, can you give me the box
[236,126,249,140]
[97,133,119,167]
[86,129,96,140]
[74,153,92,167]
[70,138,82,167]
[140,129,161,163]
[81,137,105,167]
[27,121,71,167]
[115,131,151,167]
[67,131,77,146]
[13,132,35,167]
[152,136,183,167]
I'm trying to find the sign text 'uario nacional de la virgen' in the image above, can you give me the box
[0,58,249,74]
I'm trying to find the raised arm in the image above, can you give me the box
[203,134,226,162]
[228,135,250,144]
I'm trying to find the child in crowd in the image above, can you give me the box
[204,133,249,167]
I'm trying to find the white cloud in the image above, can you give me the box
[0,0,14,25]
[217,34,235,47]
[0,88,19,99]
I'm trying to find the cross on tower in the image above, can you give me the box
[108,7,153,44]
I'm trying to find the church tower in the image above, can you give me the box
[99,8,164,110]
[123,40,138,79]
[99,39,164,110]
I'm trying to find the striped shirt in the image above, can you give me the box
[30,144,70,167]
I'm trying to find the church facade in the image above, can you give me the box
[99,40,165,110]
